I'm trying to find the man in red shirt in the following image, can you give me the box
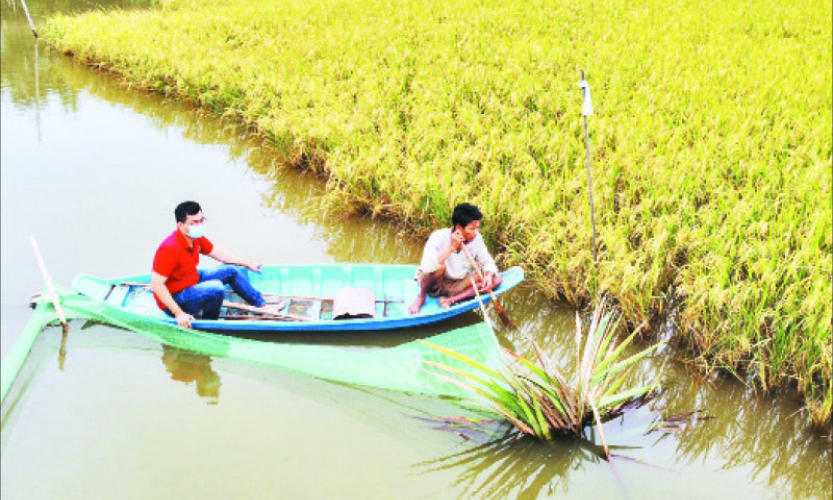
[151,201,283,329]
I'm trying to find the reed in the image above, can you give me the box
[42,0,832,427]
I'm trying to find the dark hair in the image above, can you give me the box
[451,203,483,229]
[175,201,202,223]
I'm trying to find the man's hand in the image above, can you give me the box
[175,311,194,329]
[208,248,262,273]
[449,228,465,252]
[242,261,262,273]
[479,272,494,292]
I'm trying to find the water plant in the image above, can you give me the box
[420,298,663,458]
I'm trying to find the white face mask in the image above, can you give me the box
[187,224,207,239]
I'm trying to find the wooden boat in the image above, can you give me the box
[72,264,524,332]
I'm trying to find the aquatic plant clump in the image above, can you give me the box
[420,299,663,458]
[42,0,832,426]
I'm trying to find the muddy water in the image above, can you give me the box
[1,2,830,499]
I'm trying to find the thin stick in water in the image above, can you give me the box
[19,0,38,38]
[30,236,69,334]
[579,70,598,265]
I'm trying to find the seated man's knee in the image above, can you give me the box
[218,264,246,280]
[492,274,503,287]
[204,280,226,298]
[201,280,226,319]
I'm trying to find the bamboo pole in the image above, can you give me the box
[19,0,38,38]
[461,244,512,327]
[221,301,312,322]
[30,236,69,334]
[578,71,599,265]
[35,41,41,142]
[468,275,495,329]
[113,284,403,304]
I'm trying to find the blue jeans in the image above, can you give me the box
[171,265,265,320]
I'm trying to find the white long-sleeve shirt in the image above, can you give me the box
[419,228,499,280]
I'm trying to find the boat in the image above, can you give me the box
[72,264,524,332]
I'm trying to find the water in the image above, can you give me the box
[1,2,830,499]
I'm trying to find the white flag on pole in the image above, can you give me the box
[577,79,594,116]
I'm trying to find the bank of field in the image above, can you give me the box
[44,0,832,426]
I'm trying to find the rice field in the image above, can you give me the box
[42,0,832,427]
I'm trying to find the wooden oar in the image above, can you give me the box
[119,281,150,288]
[220,314,281,321]
[30,236,69,334]
[221,301,312,322]
[114,285,403,304]
[461,244,513,327]
[469,275,495,329]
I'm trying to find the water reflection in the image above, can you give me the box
[0,0,158,145]
[160,345,221,403]
[654,371,832,500]
[57,328,67,370]
[0,29,67,111]
[417,430,623,500]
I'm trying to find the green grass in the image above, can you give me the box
[42,0,832,427]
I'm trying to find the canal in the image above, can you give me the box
[1,1,830,499]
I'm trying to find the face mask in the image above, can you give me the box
[187,224,207,239]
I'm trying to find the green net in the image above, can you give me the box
[46,286,502,398]
[1,295,64,404]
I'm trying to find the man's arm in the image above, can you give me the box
[150,272,194,329]
[420,229,463,273]
[206,247,262,273]
[472,237,500,291]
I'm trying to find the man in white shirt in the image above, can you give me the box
[408,203,503,314]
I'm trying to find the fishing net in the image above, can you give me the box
[1,297,63,404]
[41,285,503,398]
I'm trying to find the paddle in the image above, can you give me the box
[114,285,403,304]
[460,244,513,328]
[469,275,496,330]
[221,300,312,322]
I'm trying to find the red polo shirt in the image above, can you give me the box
[152,229,214,309]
